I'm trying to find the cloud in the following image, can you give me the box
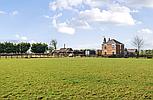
[57,23,76,35]
[52,14,75,35]
[49,0,107,11]
[138,28,153,34]
[0,11,7,15]
[114,0,153,8]
[49,0,153,11]
[79,5,135,25]
[44,15,51,19]
[15,34,28,41]
[0,10,19,16]
[125,0,153,8]
[136,28,153,49]
[49,0,84,11]
[20,36,28,41]
[11,11,19,16]
[84,0,108,8]
[49,1,140,36]
[51,12,93,35]
[72,19,91,29]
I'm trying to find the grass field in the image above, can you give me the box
[0,58,153,100]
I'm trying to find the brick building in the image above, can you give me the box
[102,38,124,57]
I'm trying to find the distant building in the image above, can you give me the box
[124,49,137,57]
[96,50,102,56]
[85,49,96,56]
[53,48,73,57]
[102,38,124,57]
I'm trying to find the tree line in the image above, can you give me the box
[132,36,153,58]
[0,42,49,54]
[140,50,153,57]
[0,40,57,54]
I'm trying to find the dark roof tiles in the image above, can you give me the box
[105,39,123,45]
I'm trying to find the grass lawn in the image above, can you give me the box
[0,58,153,99]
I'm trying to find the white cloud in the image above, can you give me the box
[15,34,28,41]
[85,0,108,8]
[76,20,91,29]
[56,22,75,35]
[52,14,75,35]
[49,1,141,36]
[44,15,51,19]
[80,5,135,25]
[11,11,19,16]
[0,10,19,16]
[138,28,153,34]
[20,36,28,41]
[70,18,91,29]
[126,0,153,8]
[131,9,139,13]
[15,34,20,38]
[51,13,93,35]
[49,0,153,11]
[52,13,63,19]
[49,0,83,11]
[49,0,106,11]
[0,11,7,15]
[136,28,153,49]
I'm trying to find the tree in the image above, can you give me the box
[4,42,16,53]
[31,43,48,53]
[132,36,144,57]
[17,42,31,53]
[50,40,57,50]
[0,43,5,53]
[48,46,54,53]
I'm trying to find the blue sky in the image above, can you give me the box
[0,0,153,49]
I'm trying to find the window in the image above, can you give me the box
[105,52,107,55]
[104,46,107,49]
[112,44,115,49]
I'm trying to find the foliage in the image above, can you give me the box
[50,40,57,50]
[140,50,153,57]
[0,42,47,54]
[48,46,54,53]
[31,43,48,53]
[0,43,5,53]
[145,50,153,56]
[3,42,17,53]
[0,58,152,99]
[17,42,31,53]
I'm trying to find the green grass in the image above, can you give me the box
[0,58,153,100]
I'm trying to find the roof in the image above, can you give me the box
[105,39,123,45]
[127,49,137,53]
[60,48,73,52]
[53,48,73,53]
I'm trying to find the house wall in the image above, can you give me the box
[102,44,124,56]
[102,44,116,55]
[121,45,124,55]
[116,45,120,55]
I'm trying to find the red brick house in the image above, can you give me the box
[102,38,124,57]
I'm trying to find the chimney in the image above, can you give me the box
[108,38,111,41]
[64,44,66,49]
[103,37,106,43]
